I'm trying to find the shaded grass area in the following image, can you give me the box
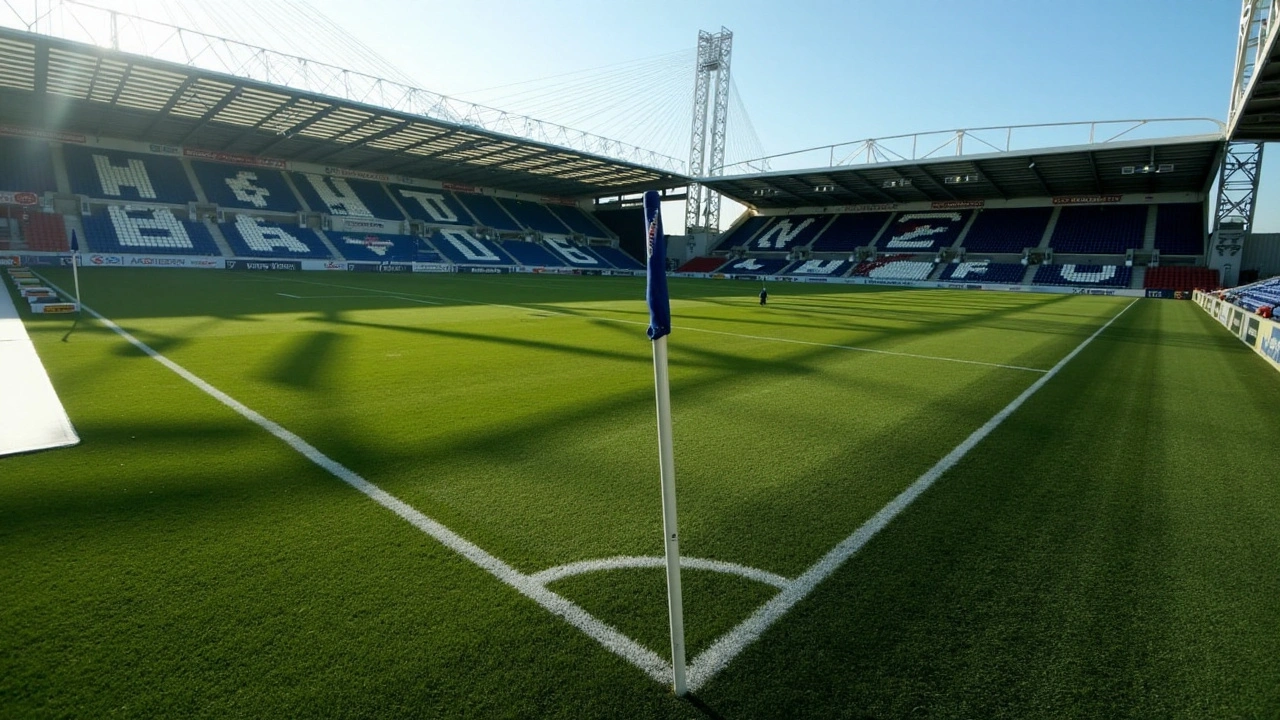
[698,299,1280,719]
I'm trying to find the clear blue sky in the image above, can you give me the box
[305,0,1275,232]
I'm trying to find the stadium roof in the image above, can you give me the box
[1229,21,1280,141]
[700,134,1225,210]
[0,28,690,198]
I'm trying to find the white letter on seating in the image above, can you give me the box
[108,206,193,248]
[94,155,156,199]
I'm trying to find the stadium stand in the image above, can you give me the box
[1143,266,1219,291]
[549,205,611,238]
[543,236,612,267]
[719,257,791,275]
[326,231,422,262]
[386,185,474,226]
[1049,205,1146,253]
[1032,263,1132,287]
[499,198,572,235]
[83,206,219,255]
[809,212,890,252]
[853,255,935,280]
[64,146,196,204]
[0,137,57,193]
[20,212,68,251]
[677,256,727,272]
[453,192,522,231]
[1230,276,1280,313]
[191,161,301,213]
[498,239,566,267]
[291,172,402,219]
[785,258,853,277]
[714,215,770,250]
[878,212,969,251]
[961,207,1052,253]
[1153,203,1206,255]
[937,260,1027,284]
[745,214,829,252]
[429,228,516,264]
[221,215,332,258]
[591,245,644,270]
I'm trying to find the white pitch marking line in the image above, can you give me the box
[531,556,791,590]
[34,272,673,686]
[683,297,1140,692]
[276,291,441,305]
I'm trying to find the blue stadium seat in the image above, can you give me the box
[591,246,643,270]
[83,206,220,255]
[1153,204,1205,255]
[291,173,403,219]
[326,231,422,262]
[1049,205,1146,254]
[429,228,516,264]
[878,211,970,251]
[453,193,522,231]
[191,161,301,212]
[713,216,770,251]
[498,240,566,267]
[386,185,475,226]
[1032,263,1132,287]
[498,198,572,234]
[549,205,611,238]
[784,258,853,277]
[718,257,791,275]
[809,212,891,252]
[0,138,56,193]
[744,214,829,252]
[937,260,1026,284]
[542,236,611,267]
[852,254,934,280]
[221,215,332,258]
[962,207,1051,253]
[64,146,195,204]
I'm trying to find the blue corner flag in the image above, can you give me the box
[70,229,79,253]
[644,191,670,340]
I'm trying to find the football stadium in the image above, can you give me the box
[2,1,1279,718]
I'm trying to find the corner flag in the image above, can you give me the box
[643,190,686,696]
[69,229,82,312]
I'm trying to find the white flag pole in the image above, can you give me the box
[651,332,687,697]
[70,251,81,311]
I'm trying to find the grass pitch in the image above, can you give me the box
[3,268,1278,718]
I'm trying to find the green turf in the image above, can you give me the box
[3,268,1277,718]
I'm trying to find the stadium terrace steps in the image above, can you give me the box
[203,220,236,258]
[220,215,333,259]
[454,193,523,232]
[853,254,935,280]
[64,146,197,204]
[387,185,475,226]
[937,260,1028,284]
[326,231,423,262]
[1049,205,1146,253]
[429,228,516,264]
[499,198,572,235]
[193,161,303,213]
[591,245,643,270]
[181,160,209,205]
[878,212,970,252]
[1031,263,1132,288]
[1144,266,1219,291]
[677,256,729,272]
[83,206,220,256]
[1153,203,1206,255]
[291,172,404,220]
[961,207,1052,253]
[0,137,57,194]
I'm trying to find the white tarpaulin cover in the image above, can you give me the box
[0,285,79,456]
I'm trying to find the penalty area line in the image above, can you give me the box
[33,272,673,686]
[684,297,1140,692]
